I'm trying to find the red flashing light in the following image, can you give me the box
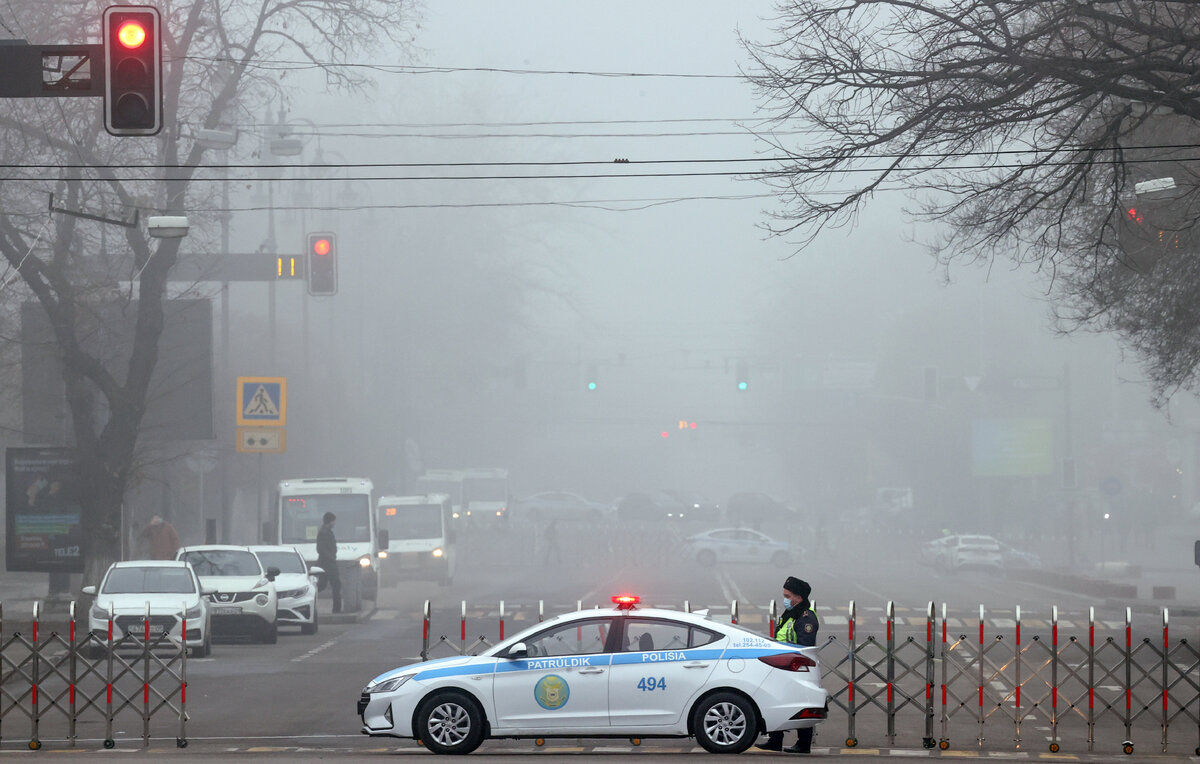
[758,652,816,672]
[660,431,669,439]
[312,238,332,256]
[117,21,147,49]
[1126,207,1143,224]
[612,594,641,610]
[690,422,697,430]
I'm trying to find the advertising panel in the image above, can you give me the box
[5,447,84,572]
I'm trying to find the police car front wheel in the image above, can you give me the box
[692,692,756,754]
[416,691,486,755]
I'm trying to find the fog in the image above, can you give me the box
[134,2,1194,577]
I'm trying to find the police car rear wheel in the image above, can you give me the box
[692,692,755,753]
[417,691,485,755]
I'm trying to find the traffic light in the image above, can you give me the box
[585,363,598,391]
[103,6,162,136]
[735,360,749,391]
[307,232,337,295]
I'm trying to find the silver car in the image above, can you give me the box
[249,545,322,635]
[682,528,799,567]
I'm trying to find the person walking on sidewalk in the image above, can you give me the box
[139,514,181,560]
[757,576,819,754]
[316,511,341,613]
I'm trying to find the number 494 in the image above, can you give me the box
[637,677,666,692]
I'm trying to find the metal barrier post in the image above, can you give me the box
[1162,608,1169,752]
[1087,606,1095,752]
[421,601,430,660]
[142,603,151,746]
[499,601,505,642]
[68,602,77,747]
[768,599,776,638]
[538,600,544,623]
[180,601,189,748]
[847,600,857,747]
[731,599,738,626]
[1014,605,1022,749]
[924,601,935,749]
[977,604,985,748]
[31,601,41,750]
[0,601,4,747]
[460,601,467,654]
[886,601,896,746]
[105,603,114,749]
[1123,607,1133,752]
[940,602,949,749]
[683,600,690,614]
[1050,606,1060,753]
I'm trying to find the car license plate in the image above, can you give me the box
[212,606,241,615]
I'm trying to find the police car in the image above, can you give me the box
[359,595,827,754]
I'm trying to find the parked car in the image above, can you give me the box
[724,492,799,529]
[249,545,322,635]
[615,491,686,521]
[659,490,722,522]
[508,491,613,522]
[681,527,800,567]
[81,560,212,657]
[358,596,827,754]
[996,541,1043,570]
[176,545,280,644]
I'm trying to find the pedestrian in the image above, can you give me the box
[758,575,819,754]
[317,511,342,613]
[138,514,181,560]
[541,519,562,564]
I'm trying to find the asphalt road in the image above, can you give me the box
[2,522,1197,760]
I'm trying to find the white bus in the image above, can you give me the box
[377,493,454,586]
[276,477,383,611]
[462,467,509,522]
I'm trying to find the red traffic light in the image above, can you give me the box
[117,21,147,48]
[312,238,332,256]
[1126,207,1143,224]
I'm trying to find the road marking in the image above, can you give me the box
[292,636,340,663]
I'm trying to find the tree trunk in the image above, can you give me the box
[79,457,127,587]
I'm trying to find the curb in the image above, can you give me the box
[323,603,377,625]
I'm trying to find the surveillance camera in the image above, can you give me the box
[147,215,189,239]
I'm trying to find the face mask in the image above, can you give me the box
[779,598,792,613]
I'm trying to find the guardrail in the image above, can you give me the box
[419,597,1199,756]
[0,601,189,750]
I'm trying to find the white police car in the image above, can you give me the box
[359,595,827,754]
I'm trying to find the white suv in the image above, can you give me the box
[249,545,321,635]
[177,545,280,644]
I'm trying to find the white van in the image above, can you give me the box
[414,469,465,520]
[276,477,384,611]
[377,493,454,586]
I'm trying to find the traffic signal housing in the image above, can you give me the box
[307,232,337,295]
[103,6,162,136]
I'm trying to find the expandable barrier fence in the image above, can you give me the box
[421,598,1200,756]
[0,601,188,750]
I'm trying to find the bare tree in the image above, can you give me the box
[0,0,417,583]
[742,0,1200,400]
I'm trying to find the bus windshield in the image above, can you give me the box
[380,504,443,540]
[416,479,462,504]
[281,494,371,544]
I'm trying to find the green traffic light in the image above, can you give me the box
[737,381,748,391]
[587,382,597,390]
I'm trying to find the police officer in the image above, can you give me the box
[757,575,819,753]
[317,511,341,613]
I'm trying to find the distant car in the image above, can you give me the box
[81,560,212,658]
[358,596,828,754]
[616,491,698,521]
[931,535,1003,572]
[918,536,954,567]
[249,545,321,635]
[996,541,1042,570]
[177,545,280,644]
[681,528,800,567]
[659,490,722,522]
[509,491,613,522]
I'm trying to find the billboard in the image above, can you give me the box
[5,447,84,572]
[971,418,1054,477]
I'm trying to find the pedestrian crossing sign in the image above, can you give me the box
[236,376,286,426]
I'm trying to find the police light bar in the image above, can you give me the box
[612,594,640,610]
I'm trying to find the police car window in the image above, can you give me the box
[621,619,690,652]
[525,618,612,657]
[689,626,721,648]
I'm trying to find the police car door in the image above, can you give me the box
[492,617,615,731]
[608,618,721,728]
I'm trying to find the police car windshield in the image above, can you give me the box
[254,551,306,574]
[281,494,370,543]
[103,566,196,594]
[380,504,442,539]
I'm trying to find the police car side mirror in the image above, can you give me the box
[81,585,97,596]
[506,642,528,659]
